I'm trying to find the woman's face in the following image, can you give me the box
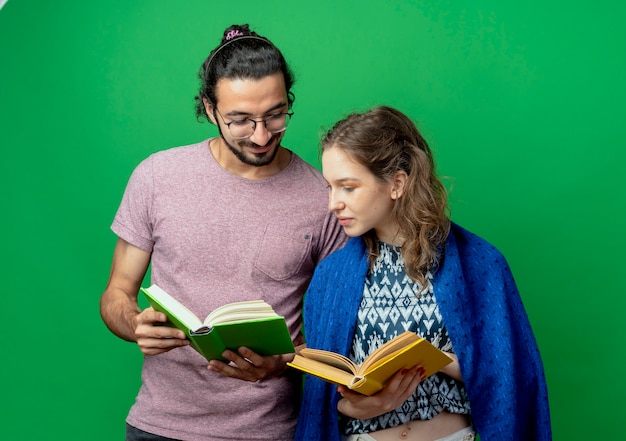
[322,146,401,244]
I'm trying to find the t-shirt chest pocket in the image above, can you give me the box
[254,225,313,281]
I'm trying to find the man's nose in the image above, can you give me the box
[249,121,272,146]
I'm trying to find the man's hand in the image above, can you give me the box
[134,307,190,356]
[207,347,294,382]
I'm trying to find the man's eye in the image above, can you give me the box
[230,119,250,126]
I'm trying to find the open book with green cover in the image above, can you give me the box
[287,331,452,396]
[141,284,295,361]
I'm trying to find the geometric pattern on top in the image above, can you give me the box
[342,242,471,435]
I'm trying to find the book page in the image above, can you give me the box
[205,300,277,325]
[362,338,452,379]
[360,332,422,372]
[299,348,358,375]
[289,354,357,387]
[142,285,203,331]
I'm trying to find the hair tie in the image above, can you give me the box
[225,30,244,41]
[205,35,273,77]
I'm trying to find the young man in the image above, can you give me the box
[100,24,346,441]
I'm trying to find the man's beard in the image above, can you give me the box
[218,126,283,167]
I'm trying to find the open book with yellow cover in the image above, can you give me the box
[287,331,452,396]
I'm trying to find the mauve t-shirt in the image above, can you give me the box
[112,139,346,441]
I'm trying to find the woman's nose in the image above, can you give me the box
[328,191,344,211]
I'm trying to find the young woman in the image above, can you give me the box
[294,106,551,441]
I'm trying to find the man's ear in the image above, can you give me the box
[203,98,217,125]
[391,170,408,200]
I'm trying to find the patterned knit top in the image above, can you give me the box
[342,242,471,435]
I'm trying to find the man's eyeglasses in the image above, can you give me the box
[214,108,294,139]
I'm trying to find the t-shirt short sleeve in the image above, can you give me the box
[111,156,155,252]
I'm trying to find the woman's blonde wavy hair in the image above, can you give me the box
[321,106,450,288]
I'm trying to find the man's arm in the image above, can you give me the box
[100,238,189,354]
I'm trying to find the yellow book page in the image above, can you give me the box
[359,332,422,373]
[298,348,358,374]
[288,354,356,387]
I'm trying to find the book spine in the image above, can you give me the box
[349,376,383,396]
[189,329,227,361]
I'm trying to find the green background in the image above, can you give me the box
[1,1,624,439]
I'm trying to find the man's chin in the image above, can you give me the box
[219,130,285,167]
[238,136,283,166]
[238,144,280,167]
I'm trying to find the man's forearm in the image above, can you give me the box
[100,288,141,342]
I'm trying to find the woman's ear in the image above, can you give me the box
[391,171,408,200]
[203,98,217,125]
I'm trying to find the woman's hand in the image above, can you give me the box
[337,365,426,420]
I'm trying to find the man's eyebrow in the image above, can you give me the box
[224,102,288,118]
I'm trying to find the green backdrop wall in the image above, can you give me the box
[1,1,624,439]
